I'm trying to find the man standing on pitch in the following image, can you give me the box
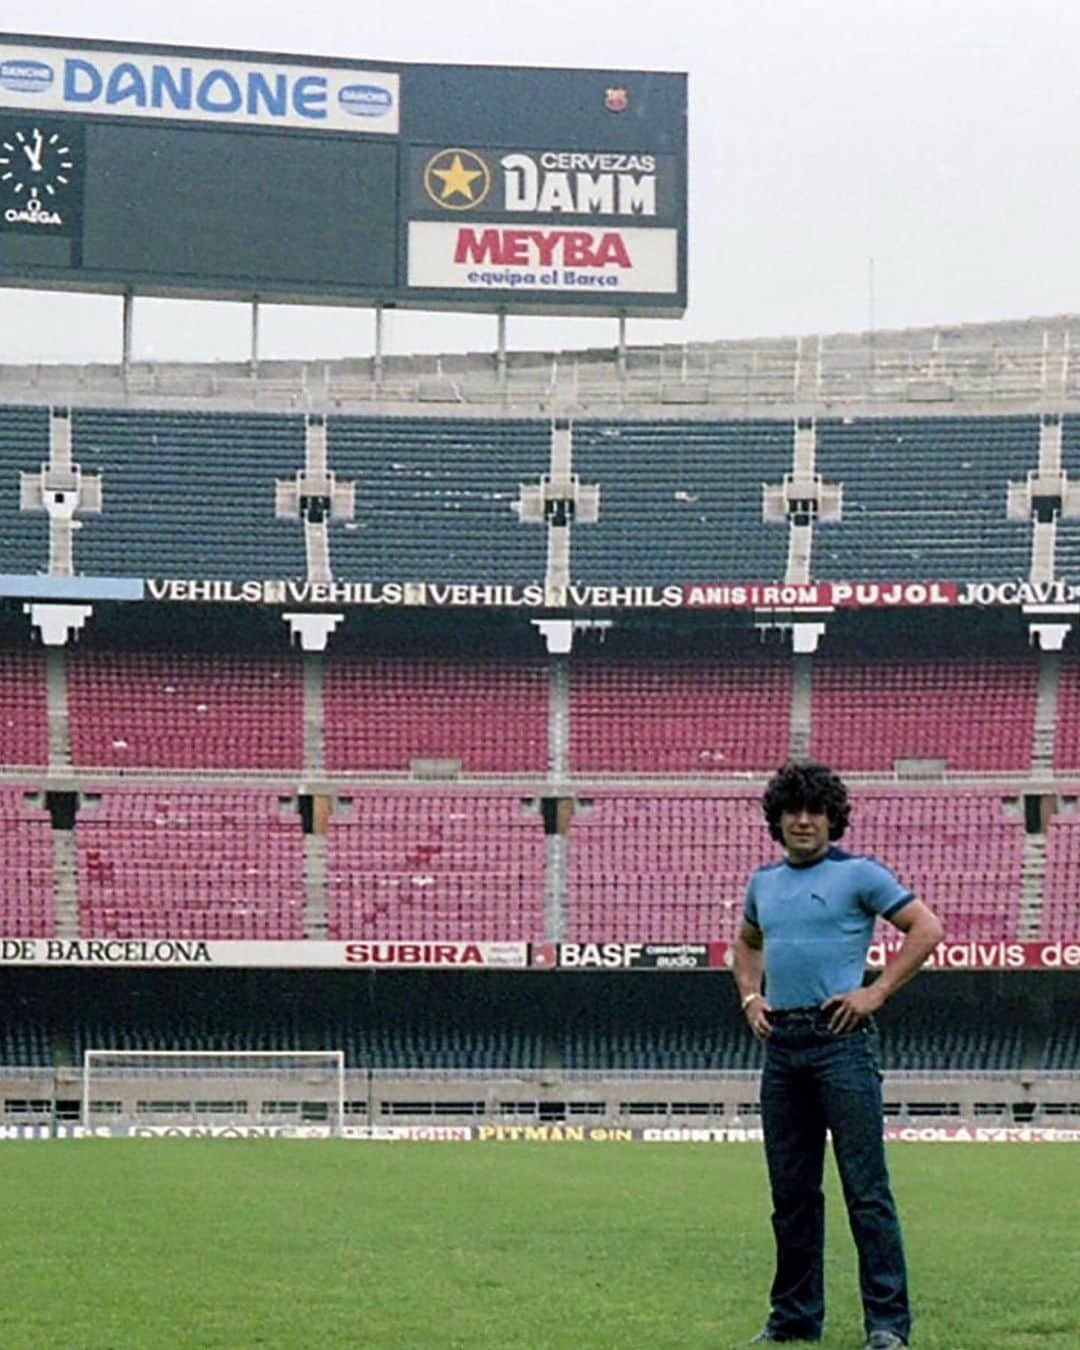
[733,761,943,1349]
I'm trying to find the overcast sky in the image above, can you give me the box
[1,0,1077,363]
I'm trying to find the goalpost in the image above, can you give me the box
[82,1050,346,1134]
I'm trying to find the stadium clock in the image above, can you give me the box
[0,118,84,236]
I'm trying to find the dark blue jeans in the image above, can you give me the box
[760,1017,910,1342]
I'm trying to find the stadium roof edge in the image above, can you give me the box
[2,312,1080,417]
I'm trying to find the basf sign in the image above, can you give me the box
[0,34,686,317]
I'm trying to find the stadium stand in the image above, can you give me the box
[325,415,549,583]
[875,999,1026,1071]
[324,656,548,773]
[0,648,49,768]
[0,403,1054,589]
[335,1024,545,1070]
[5,990,1044,1075]
[810,656,1038,772]
[1040,801,1080,939]
[67,650,304,770]
[76,788,305,939]
[843,790,1025,939]
[0,1022,52,1067]
[563,786,1029,943]
[565,791,763,942]
[0,788,54,938]
[0,404,50,575]
[813,415,1035,581]
[1054,413,1080,581]
[569,419,792,583]
[561,1021,762,1071]
[326,792,547,941]
[2,313,1079,1120]
[568,652,791,773]
[1041,1016,1080,1070]
[70,409,308,579]
[1052,656,1080,772]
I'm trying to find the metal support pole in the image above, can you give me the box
[616,312,627,380]
[121,290,134,372]
[374,303,384,386]
[250,297,260,377]
[496,309,507,384]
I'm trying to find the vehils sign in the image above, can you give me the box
[0,40,399,134]
[67,576,1080,611]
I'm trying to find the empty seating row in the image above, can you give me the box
[569,656,791,772]
[568,789,1029,941]
[326,792,546,940]
[0,651,49,767]
[811,658,1038,771]
[324,658,548,772]
[0,788,54,938]
[68,652,303,770]
[0,406,1065,584]
[0,784,1076,941]
[1,1012,1043,1072]
[3,647,1059,773]
[76,788,304,940]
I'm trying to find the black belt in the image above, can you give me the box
[766,1006,825,1024]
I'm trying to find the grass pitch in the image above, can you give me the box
[0,1142,1076,1348]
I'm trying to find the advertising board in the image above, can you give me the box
[0,33,687,316]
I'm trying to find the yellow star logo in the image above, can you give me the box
[424,148,490,210]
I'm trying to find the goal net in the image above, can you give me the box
[82,1050,346,1134]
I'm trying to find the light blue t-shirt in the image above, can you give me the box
[743,845,914,1009]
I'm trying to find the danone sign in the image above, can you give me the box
[0,40,399,133]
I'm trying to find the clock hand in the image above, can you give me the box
[23,131,43,173]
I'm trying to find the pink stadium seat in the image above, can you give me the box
[811,657,1037,772]
[566,791,763,941]
[1040,800,1080,938]
[0,788,54,937]
[324,658,548,773]
[570,656,791,773]
[564,788,1025,943]
[67,651,304,770]
[844,790,1024,939]
[326,792,545,941]
[1052,660,1080,772]
[0,650,48,768]
[76,788,305,939]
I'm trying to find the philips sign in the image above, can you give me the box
[0,42,399,134]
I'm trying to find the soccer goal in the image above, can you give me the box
[81,1050,346,1134]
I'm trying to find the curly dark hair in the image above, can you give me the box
[762,760,851,842]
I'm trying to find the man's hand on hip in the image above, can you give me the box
[744,995,772,1041]
[821,984,885,1034]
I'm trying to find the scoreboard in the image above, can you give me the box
[0,34,686,317]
